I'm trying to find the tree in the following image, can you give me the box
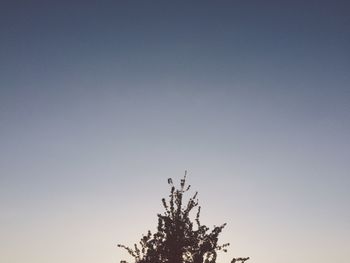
[118,173,249,263]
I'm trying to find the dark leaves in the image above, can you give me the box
[118,175,250,263]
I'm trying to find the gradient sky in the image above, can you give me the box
[1,1,350,263]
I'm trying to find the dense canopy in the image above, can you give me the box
[118,175,249,263]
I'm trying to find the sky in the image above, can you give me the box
[0,1,349,263]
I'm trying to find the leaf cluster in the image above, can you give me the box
[118,174,249,263]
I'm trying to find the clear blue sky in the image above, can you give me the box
[1,1,349,263]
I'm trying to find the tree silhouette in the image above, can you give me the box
[118,173,249,263]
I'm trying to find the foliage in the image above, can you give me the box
[118,173,249,263]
